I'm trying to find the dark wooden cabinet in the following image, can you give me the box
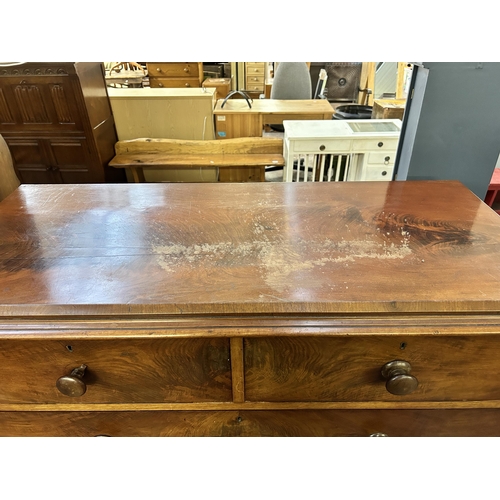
[0,62,125,183]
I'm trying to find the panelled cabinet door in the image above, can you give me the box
[6,137,100,183]
[4,138,59,183]
[48,138,102,183]
[0,75,84,134]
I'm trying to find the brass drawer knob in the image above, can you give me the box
[56,364,87,397]
[185,83,190,87]
[156,68,162,72]
[381,360,418,395]
[184,67,189,73]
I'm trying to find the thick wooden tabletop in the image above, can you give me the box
[214,99,334,116]
[1,181,500,317]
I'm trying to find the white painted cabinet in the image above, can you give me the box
[283,119,401,182]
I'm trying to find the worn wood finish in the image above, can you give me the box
[1,180,500,435]
[1,181,499,315]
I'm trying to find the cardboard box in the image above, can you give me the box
[202,78,231,101]
[372,99,406,120]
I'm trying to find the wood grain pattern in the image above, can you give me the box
[230,338,245,403]
[0,338,232,403]
[244,335,500,402]
[0,181,499,316]
[1,409,500,436]
[114,137,283,155]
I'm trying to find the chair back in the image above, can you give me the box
[270,62,312,100]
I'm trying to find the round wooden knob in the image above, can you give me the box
[184,67,189,72]
[185,83,190,87]
[156,68,162,72]
[56,364,87,397]
[381,360,418,395]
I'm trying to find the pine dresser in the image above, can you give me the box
[1,180,500,437]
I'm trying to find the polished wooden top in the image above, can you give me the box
[1,181,500,317]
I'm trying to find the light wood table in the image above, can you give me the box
[2,181,500,436]
[213,99,334,139]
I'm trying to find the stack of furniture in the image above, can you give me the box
[107,87,217,182]
[0,62,124,183]
[146,63,203,88]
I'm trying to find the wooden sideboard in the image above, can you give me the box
[0,62,124,184]
[1,181,500,436]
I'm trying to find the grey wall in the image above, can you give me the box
[403,62,500,199]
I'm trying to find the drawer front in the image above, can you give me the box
[291,139,352,153]
[367,151,396,165]
[0,338,232,403]
[149,77,201,88]
[2,409,500,436]
[244,336,500,402]
[245,84,264,92]
[147,63,200,78]
[360,165,394,181]
[246,75,265,85]
[246,64,266,76]
[353,138,399,151]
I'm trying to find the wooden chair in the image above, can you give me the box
[0,135,20,202]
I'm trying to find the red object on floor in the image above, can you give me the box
[485,169,500,214]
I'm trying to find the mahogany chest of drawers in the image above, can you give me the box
[1,181,500,436]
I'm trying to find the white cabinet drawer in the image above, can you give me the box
[361,165,394,181]
[354,138,399,151]
[367,151,396,165]
[291,140,352,153]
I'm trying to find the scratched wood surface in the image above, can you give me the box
[1,181,500,316]
[2,409,500,436]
